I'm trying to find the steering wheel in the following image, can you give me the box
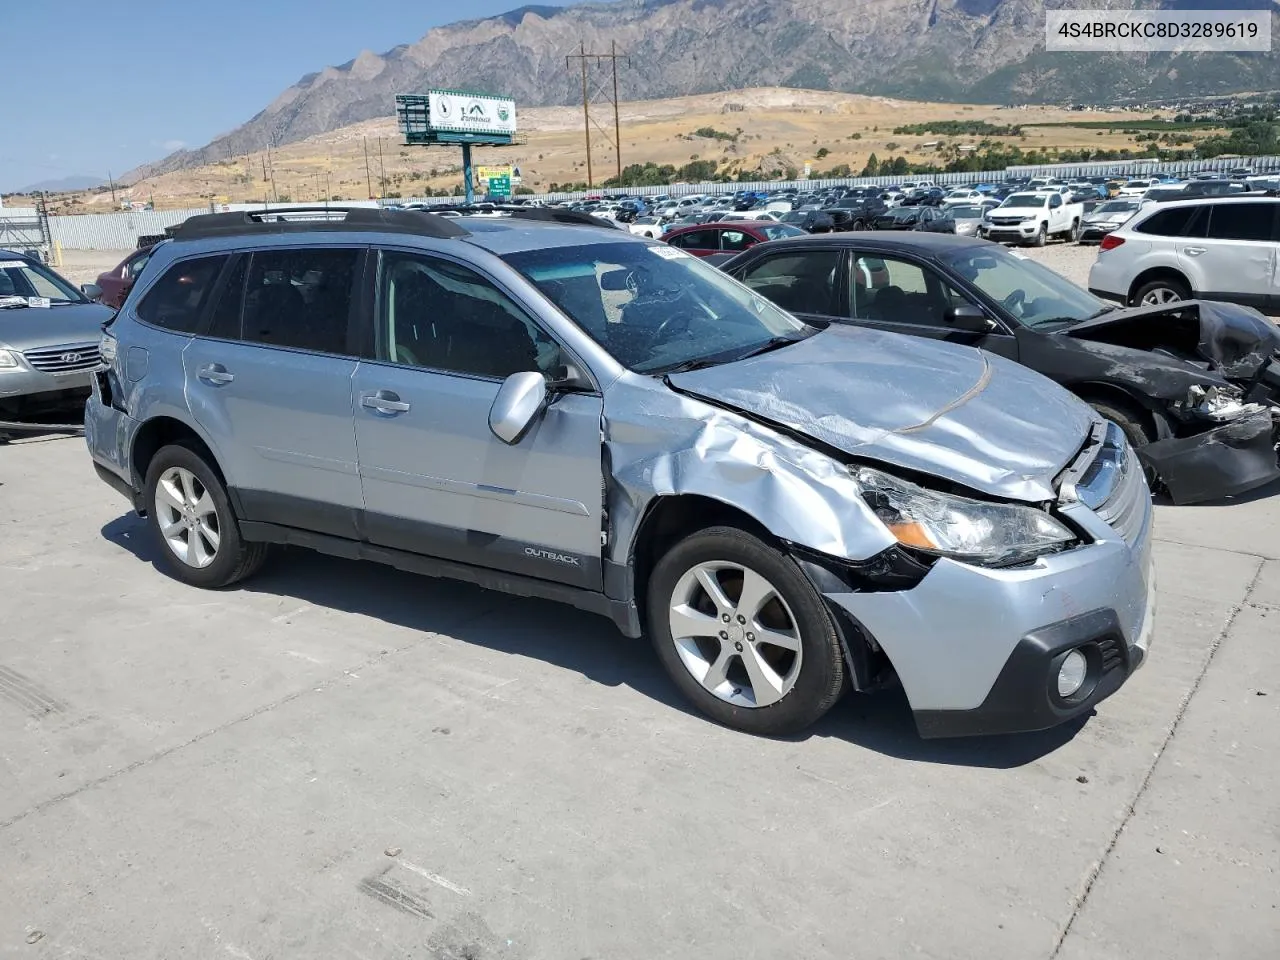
[1001,289,1026,314]
[648,311,696,347]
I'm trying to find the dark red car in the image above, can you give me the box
[90,246,155,308]
[662,220,805,258]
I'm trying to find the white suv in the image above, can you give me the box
[1088,196,1280,311]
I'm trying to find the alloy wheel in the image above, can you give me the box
[1141,287,1183,305]
[154,466,221,568]
[667,561,803,708]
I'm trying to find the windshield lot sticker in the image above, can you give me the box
[650,246,690,259]
[27,297,51,308]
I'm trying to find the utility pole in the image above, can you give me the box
[107,171,117,205]
[566,41,629,188]
[377,138,387,198]
[363,137,374,199]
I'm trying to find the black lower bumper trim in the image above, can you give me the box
[914,608,1139,739]
[93,461,142,511]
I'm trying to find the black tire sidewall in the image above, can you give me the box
[143,444,248,588]
[646,526,845,736]
[1133,278,1189,307]
[1034,224,1047,246]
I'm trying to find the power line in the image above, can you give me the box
[566,41,630,187]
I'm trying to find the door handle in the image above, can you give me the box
[1183,247,1206,257]
[197,363,235,385]
[361,390,411,415]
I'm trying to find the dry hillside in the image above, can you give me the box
[55,88,1186,210]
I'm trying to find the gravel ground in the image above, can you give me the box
[54,248,131,288]
[1011,239,1100,289]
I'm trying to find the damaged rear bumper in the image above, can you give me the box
[1141,407,1280,504]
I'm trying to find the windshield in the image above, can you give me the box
[949,205,985,218]
[0,257,84,304]
[1001,193,1046,207]
[890,208,919,220]
[1095,200,1138,214]
[945,246,1109,330]
[503,241,812,374]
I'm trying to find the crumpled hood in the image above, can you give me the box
[668,325,1095,502]
[1066,299,1280,379]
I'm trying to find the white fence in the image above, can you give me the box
[34,154,1280,249]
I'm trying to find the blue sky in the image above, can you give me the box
[1,0,571,191]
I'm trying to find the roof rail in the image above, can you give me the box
[420,204,616,229]
[171,206,470,241]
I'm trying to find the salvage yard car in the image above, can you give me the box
[1077,199,1143,244]
[1,249,114,435]
[721,233,1280,505]
[981,191,1083,246]
[87,206,1153,739]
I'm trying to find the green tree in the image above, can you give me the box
[861,153,880,177]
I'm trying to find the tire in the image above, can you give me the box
[850,219,866,231]
[1032,223,1047,247]
[1131,276,1190,307]
[1088,399,1155,451]
[143,443,268,588]
[647,525,846,736]
[1068,219,1081,242]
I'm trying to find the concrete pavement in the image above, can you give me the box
[1,434,1276,959]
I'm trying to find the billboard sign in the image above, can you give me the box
[427,91,517,138]
[476,165,513,182]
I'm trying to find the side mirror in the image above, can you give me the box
[488,371,548,445]
[944,304,994,333]
[82,283,102,301]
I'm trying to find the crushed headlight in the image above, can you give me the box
[1180,384,1265,421]
[856,467,1077,566]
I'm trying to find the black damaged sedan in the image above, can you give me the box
[721,233,1280,504]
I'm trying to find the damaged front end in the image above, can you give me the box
[1144,386,1279,504]
[1064,299,1280,503]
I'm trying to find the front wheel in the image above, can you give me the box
[1068,219,1081,242]
[144,443,268,588]
[647,526,846,735]
[1032,223,1047,247]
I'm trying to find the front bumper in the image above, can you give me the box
[981,221,1039,241]
[824,496,1154,738]
[1140,407,1280,504]
[0,366,93,405]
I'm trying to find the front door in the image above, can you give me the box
[845,252,1018,359]
[733,246,847,327]
[351,249,604,590]
[183,247,367,539]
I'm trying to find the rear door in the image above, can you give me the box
[1182,202,1279,310]
[182,245,367,538]
[733,247,847,326]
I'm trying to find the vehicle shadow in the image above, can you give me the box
[101,513,1082,769]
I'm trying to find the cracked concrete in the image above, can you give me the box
[1,437,1277,959]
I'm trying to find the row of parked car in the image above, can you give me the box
[3,197,1276,744]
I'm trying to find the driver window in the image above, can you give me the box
[1050,194,1062,208]
[377,251,561,379]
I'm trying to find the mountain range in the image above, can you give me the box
[125,0,1280,182]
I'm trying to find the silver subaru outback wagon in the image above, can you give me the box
[86,207,1155,738]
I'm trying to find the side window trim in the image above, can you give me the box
[368,247,598,392]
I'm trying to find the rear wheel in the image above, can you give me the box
[850,218,867,231]
[143,444,268,588]
[647,526,846,735]
[1132,276,1190,307]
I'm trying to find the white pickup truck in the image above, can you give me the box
[979,191,1084,246]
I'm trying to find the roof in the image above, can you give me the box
[732,231,991,256]
[0,249,36,262]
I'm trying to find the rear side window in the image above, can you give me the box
[1133,206,1201,238]
[136,255,228,332]
[1205,203,1275,242]
[239,248,362,354]
[668,230,716,249]
[205,256,247,340]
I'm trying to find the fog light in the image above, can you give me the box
[1057,649,1088,698]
